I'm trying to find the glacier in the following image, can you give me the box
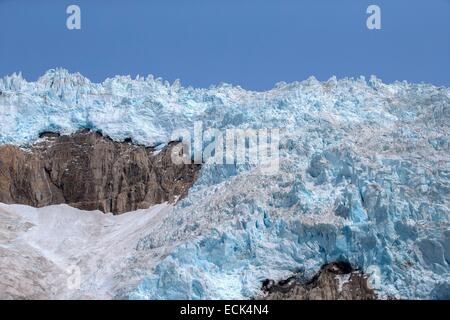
[0,68,449,299]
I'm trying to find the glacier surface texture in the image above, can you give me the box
[0,69,449,299]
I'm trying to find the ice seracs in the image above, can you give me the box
[0,69,449,300]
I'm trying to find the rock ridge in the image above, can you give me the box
[0,130,201,214]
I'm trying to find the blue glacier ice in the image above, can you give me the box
[0,69,449,299]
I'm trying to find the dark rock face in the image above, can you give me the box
[259,262,377,300]
[0,130,201,214]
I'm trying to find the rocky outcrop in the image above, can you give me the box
[0,130,201,214]
[259,262,377,300]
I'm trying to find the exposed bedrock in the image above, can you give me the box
[0,130,201,214]
[259,262,377,300]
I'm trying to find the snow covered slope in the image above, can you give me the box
[0,69,449,299]
[0,202,173,299]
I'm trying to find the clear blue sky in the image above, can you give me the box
[0,0,449,90]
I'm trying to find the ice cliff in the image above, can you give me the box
[0,69,449,299]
